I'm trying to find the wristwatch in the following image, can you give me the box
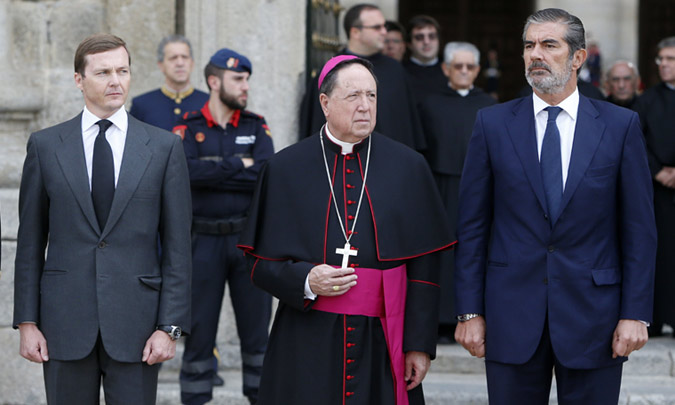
[157,325,182,341]
[457,313,482,322]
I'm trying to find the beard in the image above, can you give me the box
[219,84,246,110]
[525,58,573,94]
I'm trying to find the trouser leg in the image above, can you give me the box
[43,341,101,405]
[554,360,623,404]
[485,323,554,405]
[99,337,160,405]
[181,233,228,405]
[226,233,272,403]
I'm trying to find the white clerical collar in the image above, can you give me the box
[410,56,438,67]
[532,87,579,121]
[324,125,363,155]
[665,82,675,91]
[450,84,474,97]
[81,106,128,134]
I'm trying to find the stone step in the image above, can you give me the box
[156,368,675,405]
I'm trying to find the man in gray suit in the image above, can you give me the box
[13,33,192,404]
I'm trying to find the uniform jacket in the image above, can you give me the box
[455,94,657,369]
[13,113,193,362]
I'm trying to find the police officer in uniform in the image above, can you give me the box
[130,35,209,131]
[174,49,274,405]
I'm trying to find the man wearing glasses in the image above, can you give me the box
[634,36,675,338]
[300,3,425,152]
[417,41,496,344]
[403,15,448,102]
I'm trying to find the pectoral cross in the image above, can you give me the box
[335,242,358,269]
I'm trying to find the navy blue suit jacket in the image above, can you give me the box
[455,94,657,369]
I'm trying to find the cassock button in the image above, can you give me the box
[347,327,355,332]
[346,342,356,348]
[346,375,355,380]
[547,245,555,253]
[350,263,358,268]
[347,200,355,205]
[346,392,354,397]
[346,359,355,364]
[98,241,107,249]
[346,169,355,174]
[346,184,355,189]
[348,215,355,220]
[174,107,181,115]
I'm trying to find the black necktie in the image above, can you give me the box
[541,106,563,223]
[92,119,115,230]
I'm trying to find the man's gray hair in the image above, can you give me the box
[443,42,480,65]
[657,36,675,51]
[606,60,640,80]
[523,8,585,59]
[157,35,193,62]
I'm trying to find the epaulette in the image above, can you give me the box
[181,109,203,121]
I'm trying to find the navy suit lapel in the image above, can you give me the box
[506,97,548,214]
[54,114,101,234]
[558,96,604,221]
[101,116,152,238]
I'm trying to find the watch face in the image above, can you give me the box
[171,326,182,340]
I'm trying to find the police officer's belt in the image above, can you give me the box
[192,216,247,235]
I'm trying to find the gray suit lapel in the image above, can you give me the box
[101,116,152,237]
[506,97,548,214]
[558,96,605,220]
[54,114,101,233]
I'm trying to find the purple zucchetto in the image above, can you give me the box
[317,55,359,89]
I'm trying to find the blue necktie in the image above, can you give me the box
[541,106,563,223]
[92,119,115,229]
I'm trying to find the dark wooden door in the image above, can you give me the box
[639,0,675,88]
[399,0,535,100]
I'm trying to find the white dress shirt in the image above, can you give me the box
[532,88,579,190]
[81,106,128,190]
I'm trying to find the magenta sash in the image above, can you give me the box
[313,264,408,405]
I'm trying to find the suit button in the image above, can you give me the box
[98,241,107,249]
[543,214,549,220]
[547,245,555,253]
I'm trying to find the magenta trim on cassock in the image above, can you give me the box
[313,264,409,405]
[318,55,359,89]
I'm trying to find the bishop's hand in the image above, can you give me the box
[308,264,358,296]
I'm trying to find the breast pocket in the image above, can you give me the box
[585,164,615,178]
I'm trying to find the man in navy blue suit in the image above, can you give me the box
[454,8,657,404]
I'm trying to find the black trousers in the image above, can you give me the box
[43,334,159,405]
[181,232,271,405]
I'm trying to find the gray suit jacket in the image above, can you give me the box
[13,113,192,362]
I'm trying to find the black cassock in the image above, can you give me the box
[239,131,454,404]
[418,87,496,324]
[300,50,426,152]
[402,59,447,105]
[634,83,675,328]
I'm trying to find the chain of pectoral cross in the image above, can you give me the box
[319,127,372,269]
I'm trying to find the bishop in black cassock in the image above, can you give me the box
[240,56,453,404]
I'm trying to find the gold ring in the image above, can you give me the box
[332,285,340,291]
